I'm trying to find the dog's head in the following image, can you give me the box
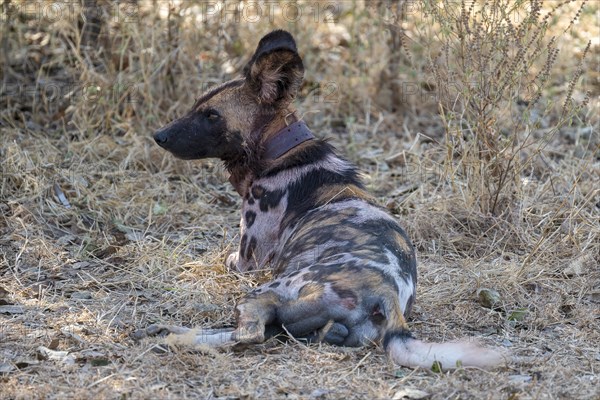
[153,30,304,163]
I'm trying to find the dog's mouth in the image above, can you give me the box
[152,128,201,159]
[153,136,192,159]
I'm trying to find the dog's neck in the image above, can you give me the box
[228,110,315,196]
[263,121,314,160]
[259,110,300,144]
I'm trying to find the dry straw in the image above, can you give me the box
[0,1,598,398]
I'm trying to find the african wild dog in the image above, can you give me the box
[140,30,504,369]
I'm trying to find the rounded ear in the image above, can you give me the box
[243,30,304,105]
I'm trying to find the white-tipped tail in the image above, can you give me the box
[387,336,505,370]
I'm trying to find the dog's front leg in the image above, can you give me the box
[225,214,260,272]
[225,248,261,273]
[225,251,240,271]
[226,182,287,273]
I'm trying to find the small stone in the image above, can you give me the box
[37,346,75,365]
[508,374,532,383]
[0,305,24,314]
[48,338,60,350]
[392,388,430,399]
[507,308,528,322]
[126,231,145,242]
[310,388,330,398]
[57,235,77,246]
[72,261,91,270]
[477,288,502,309]
[0,362,15,374]
[70,291,93,300]
[193,303,220,313]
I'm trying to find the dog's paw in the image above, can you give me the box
[322,322,349,345]
[225,252,239,271]
[131,324,191,341]
[303,322,349,345]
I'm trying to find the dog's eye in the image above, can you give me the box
[207,110,221,121]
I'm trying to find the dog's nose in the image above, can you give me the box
[154,130,169,146]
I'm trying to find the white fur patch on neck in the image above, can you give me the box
[259,154,353,192]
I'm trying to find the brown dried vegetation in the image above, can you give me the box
[1,1,598,399]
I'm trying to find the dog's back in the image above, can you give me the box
[230,135,416,347]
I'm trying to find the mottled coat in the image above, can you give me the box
[143,30,503,370]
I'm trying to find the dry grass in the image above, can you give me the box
[1,1,599,399]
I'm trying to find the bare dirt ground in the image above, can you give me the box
[1,1,599,399]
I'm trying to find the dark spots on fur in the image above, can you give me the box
[285,281,291,287]
[293,263,400,300]
[281,167,364,228]
[405,294,415,317]
[331,285,358,311]
[298,282,324,300]
[340,297,357,310]
[240,234,248,260]
[383,329,413,349]
[319,246,343,260]
[245,211,257,228]
[331,285,357,303]
[245,237,257,261]
[269,282,280,288]
[285,205,408,267]
[259,188,286,212]
[251,185,265,199]
[365,248,392,265]
[302,273,314,281]
[239,234,257,266]
[249,184,286,212]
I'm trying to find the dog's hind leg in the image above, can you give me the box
[167,327,238,347]
[230,290,280,343]
[273,282,353,345]
[165,291,281,345]
[133,290,281,347]
[132,325,238,346]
